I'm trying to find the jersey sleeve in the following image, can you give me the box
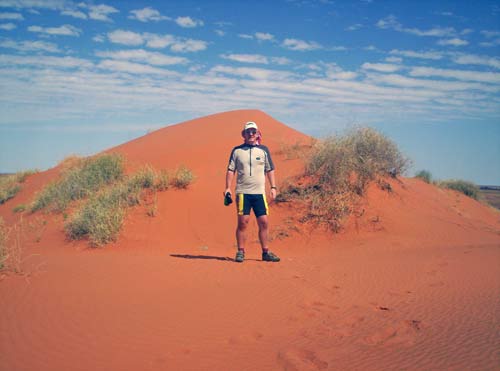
[261,145,275,172]
[227,147,237,172]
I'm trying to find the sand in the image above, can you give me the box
[1,110,499,371]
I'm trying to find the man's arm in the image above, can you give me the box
[267,170,277,200]
[224,170,234,196]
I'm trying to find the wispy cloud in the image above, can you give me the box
[81,3,119,22]
[129,7,170,22]
[0,39,59,52]
[0,12,23,20]
[97,59,176,75]
[0,22,16,30]
[377,15,456,38]
[452,53,500,69]
[175,16,203,28]
[362,63,402,73]
[221,54,269,64]
[410,66,500,84]
[61,9,87,19]
[437,38,468,46]
[390,49,444,60]
[106,29,207,52]
[255,32,275,41]
[282,38,322,51]
[28,24,82,36]
[96,49,188,66]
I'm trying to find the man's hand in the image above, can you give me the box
[270,188,277,200]
[223,188,232,197]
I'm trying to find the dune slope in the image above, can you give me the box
[0,109,499,371]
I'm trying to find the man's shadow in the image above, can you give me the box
[170,254,233,262]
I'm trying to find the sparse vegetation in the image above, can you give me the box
[13,204,26,213]
[279,127,410,232]
[171,165,195,189]
[0,170,37,205]
[29,154,194,247]
[438,179,479,200]
[31,154,124,213]
[415,170,433,184]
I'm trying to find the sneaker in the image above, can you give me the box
[262,251,280,262]
[235,250,245,263]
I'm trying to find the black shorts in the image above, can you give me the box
[236,194,269,217]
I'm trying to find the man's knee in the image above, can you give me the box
[257,216,268,229]
[237,217,250,230]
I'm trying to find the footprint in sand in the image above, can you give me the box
[277,348,328,371]
[363,320,423,347]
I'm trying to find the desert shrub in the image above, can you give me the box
[281,127,410,232]
[0,170,37,204]
[415,170,433,184]
[438,179,479,200]
[65,184,128,246]
[13,204,26,213]
[31,153,124,212]
[171,165,195,189]
[306,127,410,195]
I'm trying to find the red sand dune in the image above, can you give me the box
[1,109,499,371]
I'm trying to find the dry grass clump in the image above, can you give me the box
[31,154,124,212]
[438,179,479,200]
[28,155,195,247]
[279,127,410,232]
[170,165,195,189]
[0,170,37,205]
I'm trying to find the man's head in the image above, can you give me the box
[242,121,259,145]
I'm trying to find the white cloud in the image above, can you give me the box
[97,60,175,76]
[87,4,118,22]
[129,7,169,22]
[362,63,401,73]
[170,39,207,52]
[107,30,208,53]
[0,54,93,69]
[282,38,322,51]
[385,56,402,63]
[221,54,269,64]
[437,38,468,46]
[0,12,24,20]
[481,30,500,38]
[389,49,444,60]
[452,54,500,69]
[346,23,362,31]
[175,16,203,28]
[61,9,87,19]
[96,49,187,66]
[0,22,16,30]
[238,34,253,40]
[0,1,66,10]
[28,24,82,36]
[108,30,144,46]
[215,30,225,37]
[93,34,105,43]
[0,39,59,52]
[255,32,274,41]
[376,15,456,38]
[410,66,500,84]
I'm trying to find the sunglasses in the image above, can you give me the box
[245,129,257,135]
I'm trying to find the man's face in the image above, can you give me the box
[244,129,258,144]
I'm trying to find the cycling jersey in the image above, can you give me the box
[227,144,275,194]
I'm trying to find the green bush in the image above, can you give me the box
[31,154,124,212]
[438,179,479,200]
[415,170,433,184]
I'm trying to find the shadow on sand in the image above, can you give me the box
[170,254,233,262]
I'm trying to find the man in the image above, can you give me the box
[224,121,280,263]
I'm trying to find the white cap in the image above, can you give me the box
[244,121,258,130]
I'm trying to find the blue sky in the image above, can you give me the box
[0,0,499,185]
